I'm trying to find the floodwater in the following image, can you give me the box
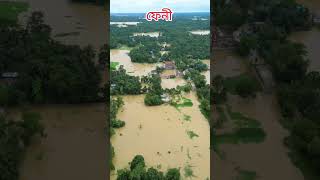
[9,104,107,180]
[289,0,320,72]
[213,50,304,180]
[110,49,158,77]
[161,77,187,89]
[189,30,210,35]
[212,50,245,77]
[202,59,210,84]
[110,22,140,28]
[110,22,140,25]
[133,32,160,37]
[21,0,107,49]
[110,93,210,180]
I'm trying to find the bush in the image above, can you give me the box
[111,119,125,129]
[144,93,163,106]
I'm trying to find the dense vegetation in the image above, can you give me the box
[0,11,102,105]
[142,75,164,106]
[116,155,181,180]
[0,113,44,180]
[110,13,210,61]
[110,67,141,95]
[214,0,311,31]
[110,97,125,170]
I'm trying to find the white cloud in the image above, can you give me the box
[110,0,210,13]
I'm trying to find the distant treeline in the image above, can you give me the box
[71,0,105,5]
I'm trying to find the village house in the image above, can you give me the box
[160,93,171,103]
[163,61,176,70]
[0,72,19,85]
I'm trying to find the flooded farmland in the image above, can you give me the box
[110,94,210,180]
[110,49,158,77]
[110,48,210,179]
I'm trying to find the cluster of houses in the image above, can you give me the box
[160,61,183,79]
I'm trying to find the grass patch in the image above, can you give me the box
[223,74,261,94]
[111,62,119,70]
[214,104,266,146]
[186,130,199,139]
[226,104,261,128]
[183,114,191,121]
[184,164,196,178]
[171,97,193,109]
[236,170,257,180]
[215,128,266,145]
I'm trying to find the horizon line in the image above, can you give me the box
[110,11,210,14]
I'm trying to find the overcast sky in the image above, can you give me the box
[110,0,210,13]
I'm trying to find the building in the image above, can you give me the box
[163,61,176,70]
[0,72,19,85]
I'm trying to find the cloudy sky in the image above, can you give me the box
[110,0,210,13]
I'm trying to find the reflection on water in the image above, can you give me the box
[110,94,210,180]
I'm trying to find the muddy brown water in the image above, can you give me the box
[212,50,246,77]
[111,49,158,77]
[8,104,107,180]
[110,94,210,180]
[21,0,107,49]
[212,50,304,180]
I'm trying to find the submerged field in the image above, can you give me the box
[110,94,210,179]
